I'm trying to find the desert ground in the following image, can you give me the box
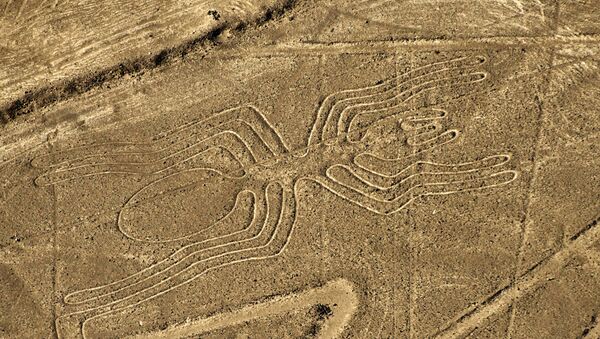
[0,0,599,338]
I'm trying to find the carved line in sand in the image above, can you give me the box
[33,55,491,184]
[56,180,298,339]
[548,60,600,144]
[0,0,54,23]
[32,54,519,338]
[32,105,289,186]
[314,153,516,215]
[306,55,490,147]
[433,215,600,338]
[126,279,358,339]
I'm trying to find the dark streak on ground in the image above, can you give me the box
[303,303,333,338]
[570,216,600,241]
[432,212,600,338]
[314,303,333,320]
[579,313,598,338]
[0,0,299,125]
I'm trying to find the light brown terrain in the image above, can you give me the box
[0,1,599,338]
[0,0,282,111]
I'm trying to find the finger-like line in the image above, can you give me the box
[37,116,273,171]
[403,108,448,122]
[321,169,516,209]
[333,154,512,190]
[65,184,277,312]
[315,55,472,117]
[69,183,293,327]
[65,187,265,305]
[321,57,486,140]
[406,130,458,149]
[324,65,482,140]
[308,55,480,146]
[401,119,443,134]
[303,175,408,215]
[327,164,513,200]
[406,127,445,146]
[354,154,511,179]
[338,72,487,137]
[117,186,255,244]
[78,191,296,339]
[349,131,460,178]
[416,171,519,198]
[41,130,257,185]
[347,109,447,143]
[328,68,482,133]
[43,120,267,170]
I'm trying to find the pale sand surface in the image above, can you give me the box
[1,1,599,338]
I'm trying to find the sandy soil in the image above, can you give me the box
[1,1,599,338]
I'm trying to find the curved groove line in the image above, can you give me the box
[353,154,512,186]
[308,169,517,215]
[315,55,487,143]
[46,123,260,171]
[65,185,269,306]
[337,72,487,138]
[36,106,282,170]
[333,154,512,192]
[63,181,295,320]
[37,55,524,338]
[36,130,256,186]
[117,179,255,243]
[307,55,479,147]
[76,182,297,338]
